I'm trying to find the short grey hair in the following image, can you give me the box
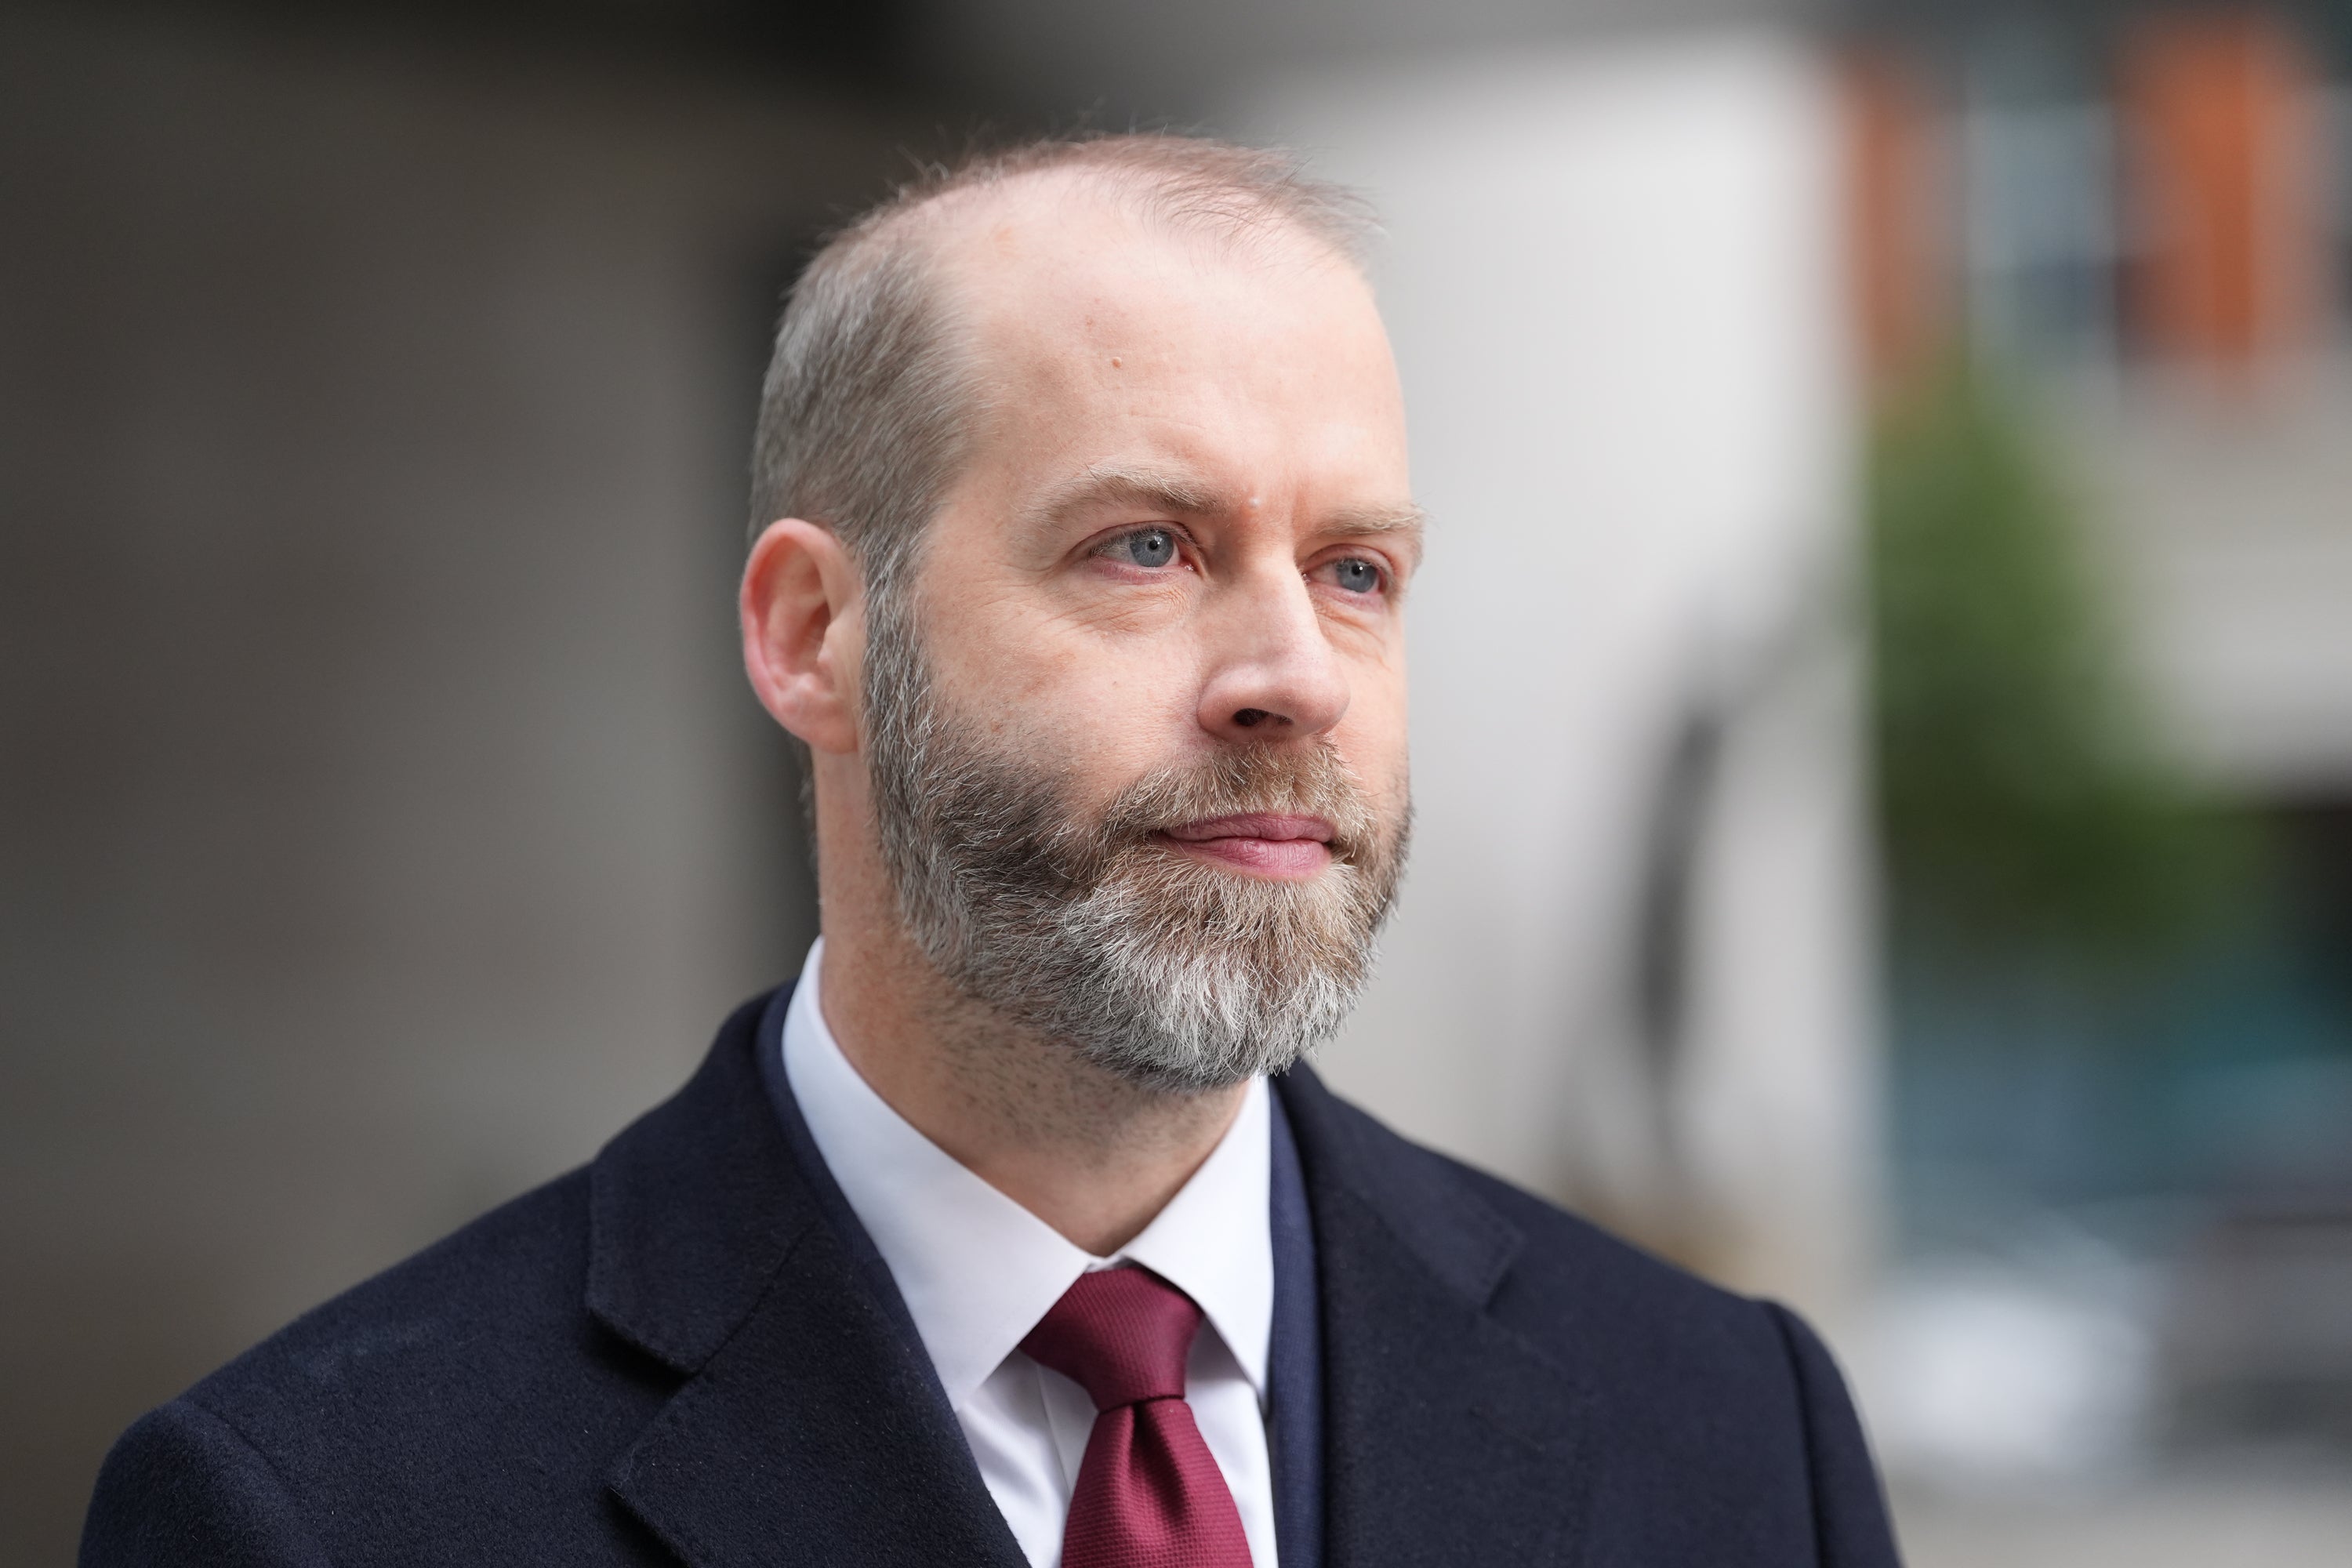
[746,133,1376,599]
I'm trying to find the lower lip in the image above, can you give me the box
[1161,834,1334,879]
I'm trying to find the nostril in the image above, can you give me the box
[1232,708,1270,728]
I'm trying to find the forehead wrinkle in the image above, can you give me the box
[1022,462,1240,535]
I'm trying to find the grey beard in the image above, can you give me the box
[861,591,1409,1093]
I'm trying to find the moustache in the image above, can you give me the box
[1088,744,1385,869]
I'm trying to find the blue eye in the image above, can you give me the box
[1120,528,1178,568]
[1330,557,1381,594]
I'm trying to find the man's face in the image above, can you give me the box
[864,187,1418,1088]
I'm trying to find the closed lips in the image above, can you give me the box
[1160,815,1335,877]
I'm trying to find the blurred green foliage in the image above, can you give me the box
[1868,361,2245,967]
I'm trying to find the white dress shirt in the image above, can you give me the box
[781,938,1278,1568]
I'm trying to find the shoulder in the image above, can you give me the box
[1283,1072,1899,1564]
[187,1167,609,1439]
[1282,1074,1904,1562]
[1283,1069,1842,1436]
[1286,1069,1773,1333]
[1447,1147,1784,1349]
[85,1168,673,1563]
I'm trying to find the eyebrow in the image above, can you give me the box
[1311,502,1428,568]
[1022,463,1236,532]
[1023,462,1428,565]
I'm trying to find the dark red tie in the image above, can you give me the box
[1020,1266,1255,1568]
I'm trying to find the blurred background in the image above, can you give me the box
[3,0,2349,1562]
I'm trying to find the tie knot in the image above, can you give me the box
[1020,1266,1203,1411]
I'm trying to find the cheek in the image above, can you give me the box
[927,592,1200,762]
[1339,662,1411,782]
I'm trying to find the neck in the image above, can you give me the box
[812,816,1245,1257]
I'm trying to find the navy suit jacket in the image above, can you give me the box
[82,989,1903,1566]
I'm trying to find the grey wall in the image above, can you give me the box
[910,0,1832,119]
[0,10,902,1557]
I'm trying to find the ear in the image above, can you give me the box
[740,518,863,756]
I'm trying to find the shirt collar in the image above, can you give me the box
[781,938,1274,1410]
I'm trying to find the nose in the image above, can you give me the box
[1195,570,1351,744]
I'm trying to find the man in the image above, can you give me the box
[83,134,1901,1566]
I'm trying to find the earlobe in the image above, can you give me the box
[740,519,862,755]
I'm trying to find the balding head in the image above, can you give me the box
[746,135,1374,599]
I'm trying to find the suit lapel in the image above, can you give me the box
[1278,1069,1598,1568]
[605,1219,1025,1568]
[585,992,1025,1568]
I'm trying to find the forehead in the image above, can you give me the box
[924,174,1408,499]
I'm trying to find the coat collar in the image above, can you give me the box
[586,989,1025,1568]
[584,992,803,1374]
[1274,1066,1599,1567]
[586,991,1593,1568]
